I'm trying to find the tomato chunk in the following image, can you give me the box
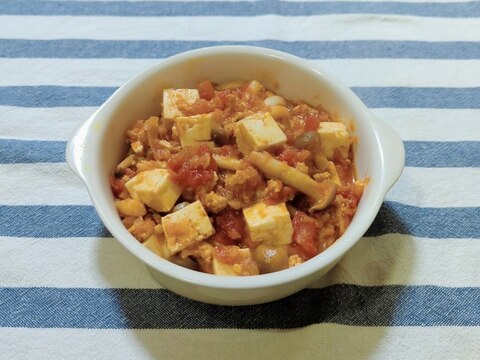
[211,208,246,246]
[198,80,215,101]
[337,184,364,209]
[167,144,217,190]
[264,185,296,205]
[304,114,320,131]
[212,145,242,158]
[110,177,126,197]
[277,149,311,167]
[292,211,318,259]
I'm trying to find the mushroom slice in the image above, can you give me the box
[247,151,336,210]
[308,181,336,212]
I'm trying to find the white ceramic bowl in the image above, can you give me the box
[66,46,404,306]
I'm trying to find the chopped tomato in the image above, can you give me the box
[337,184,364,209]
[212,145,242,158]
[265,185,296,205]
[304,114,320,131]
[218,208,246,240]
[167,144,217,190]
[198,80,215,101]
[151,146,171,161]
[288,242,309,260]
[124,168,136,178]
[188,99,215,115]
[211,208,246,246]
[283,128,296,145]
[277,149,311,167]
[211,232,237,247]
[110,177,126,197]
[292,211,318,259]
[216,90,233,111]
[333,151,354,184]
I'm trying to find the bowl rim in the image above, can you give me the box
[67,45,402,291]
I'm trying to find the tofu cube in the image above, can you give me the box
[243,202,293,246]
[143,234,171,259]
[235,112,287,155]
[317,122,350,159]
[163,89,199,119]
[212,247,258,276]
[175,113,213,147]
[125,169,182,212]
[162,200,215,254]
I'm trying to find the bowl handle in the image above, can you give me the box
[372,116,405,192]
[65,111,97,181]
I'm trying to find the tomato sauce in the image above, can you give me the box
[167,144,217,190]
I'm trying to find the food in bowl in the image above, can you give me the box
[68,46,405,304]
[110,79,365,276]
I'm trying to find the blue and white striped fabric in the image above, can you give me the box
[1,0,479,358]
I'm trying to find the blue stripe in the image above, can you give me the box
[0,139,66,164]
[365,202,480,239]
[353,87,480,109]
[0,285,478,328]
[1,202,478,238]
[0,40,478,59]
[1,86,479,109]
[0,205,111,238]
[0,86,116,108]
[1,140,479,167]
[1,1,478,17]
[405,141,480,168]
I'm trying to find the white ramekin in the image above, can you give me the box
[66,46,404,305]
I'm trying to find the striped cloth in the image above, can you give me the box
[1,0,479,358]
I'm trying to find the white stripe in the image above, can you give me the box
[385,167,480,208]
[0,59,157,87]
[373,109,480,141]
[315,59,480,88]
[0,327,478,360]
[312,234,480,288]
[3,163,478,207]
[0,163,91,206]
[1,107,479,143]
[1,15,479,41]
[0,106,95,141]
[0,237,160,289]
[0,235,478,288]
[1,58,479,88]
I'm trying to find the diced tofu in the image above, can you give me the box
[235,112,287,155]
[161,200,215,254]
[175,113,213,147]
[243,202,293,246]
[180,242,215,274]
[131,141,144,154]
[247,80,264,94]
[212,247,258,276]
[125,169,182,212]
[317,122,350,159]
[143,234,171,259]
[154,223,164,235]
[115,198,146,217]
[288,254,303,268]
[163,89,199,119]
